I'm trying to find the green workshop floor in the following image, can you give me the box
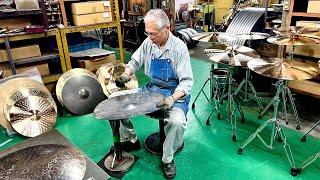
[1,55,320,179]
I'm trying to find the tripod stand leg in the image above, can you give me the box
[234,99,245,123]
[286,87,301,130]
[192,78,211,109]
[258,96,274,119]
[298,152,320,171]
[300,120,320,142]
[248,81,263,109]
[237,118,274,154]
[281,88,289,125]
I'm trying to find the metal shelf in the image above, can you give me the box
[64,22,118,34]
[42,73,62,83]
[0,29,57,43]
[0,10,42,18]
[14,53,59,66]
[292,12,320,18]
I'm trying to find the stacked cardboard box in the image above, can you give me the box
[71,1,113,26]
[307,0,320,13]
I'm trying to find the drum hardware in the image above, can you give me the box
[94,92,164,172]
[237,80,300,176]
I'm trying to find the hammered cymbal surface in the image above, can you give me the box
[94,92,164,120]
[0,144,86,180]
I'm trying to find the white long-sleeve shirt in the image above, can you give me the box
[126,32,194,96]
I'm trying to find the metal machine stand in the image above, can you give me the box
[237,81,300,176]
[104,120,134,172]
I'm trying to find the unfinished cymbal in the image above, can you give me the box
[191,32,237,43]
[97,63,138,97]
[247,57,320,80]
[7,96,57,137]
[94,92,164,120]
[56,68,105,115]
[0,78,51,131]
[204,45,260,66]
[273,26,319,36]
[0,144,86,180]
[267,35,320,46]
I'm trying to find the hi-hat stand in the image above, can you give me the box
[237,80,300,176]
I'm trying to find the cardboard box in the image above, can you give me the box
[307,0,320,13]
[73,12,113,26]
[0,63,50,77]
[76,54,116,71]
[71,1,111,15]
[296,21,320,28]
[0,18,31,30]
[0,45,41,62]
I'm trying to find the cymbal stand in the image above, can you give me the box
[192,63,221,125]
[233,39,262,108]
[258,45,301,130]
[217,65,245,142]
[237,80,300,176]
[296,151,320,175]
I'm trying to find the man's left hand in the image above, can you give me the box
[157,96,174,110]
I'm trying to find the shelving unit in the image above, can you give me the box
[0,29,66,84]
[60,0,124,70]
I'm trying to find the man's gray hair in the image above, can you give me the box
[144,9,170,30]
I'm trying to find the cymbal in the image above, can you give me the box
[7,96,57,137]
[204,45,260,66]
[267,35,320,46]
[56,68,105,115]
[247,57,320,80]
[273,26,319,36]
[237,32,270,40]
[191,32,238,43]
[0,144,86,180]
[94,92,164,120]
[96,63,138,97]
[0,78,51,131]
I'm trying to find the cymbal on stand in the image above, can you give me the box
[247,57,320,80]
[237,32,270,40]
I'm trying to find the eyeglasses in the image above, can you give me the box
[144,26,166,37]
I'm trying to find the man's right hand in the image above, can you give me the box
[115,73,130,86]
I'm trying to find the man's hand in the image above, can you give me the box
[115,73,130,87]
[157,96,175,110]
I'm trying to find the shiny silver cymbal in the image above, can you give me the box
[191,32,238,43]
[56,68,105,115]
[247,57,320,80]
[237,32,270,40]
[0,144,86,180]
[94,92,164,120]
[204,45,260,66]
[7,96,57,137]
[97,63,138,97]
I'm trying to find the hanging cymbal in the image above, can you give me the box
[267,35,320,46]
[56,68,105,115]
[0,144,86,180]
[237,32,270,40]
[0,78,51,131]
[204,45,260,66]
[247,57,320,80]
[7,96,57,137]
[97,63,138,97]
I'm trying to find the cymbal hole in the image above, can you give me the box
[78,89,89,99]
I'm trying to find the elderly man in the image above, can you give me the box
[115,9,193,178]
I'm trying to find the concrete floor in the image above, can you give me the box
[189,41,320,139]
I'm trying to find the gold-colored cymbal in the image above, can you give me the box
[7,96,57,137]
[204,45,260,66]
[0,78,51,131]
[97,63,138,97]
[273,26,319,36]
[237,32,270,40]
[267,35,320,46]
[247,57,320,80]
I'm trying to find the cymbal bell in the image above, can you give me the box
[247,57,320,80]
[204,45,260,66]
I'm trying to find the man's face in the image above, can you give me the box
[145,21,169,45]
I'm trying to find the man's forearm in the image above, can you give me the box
[172,90,185,101]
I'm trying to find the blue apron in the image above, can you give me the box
[141,56,190,115]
